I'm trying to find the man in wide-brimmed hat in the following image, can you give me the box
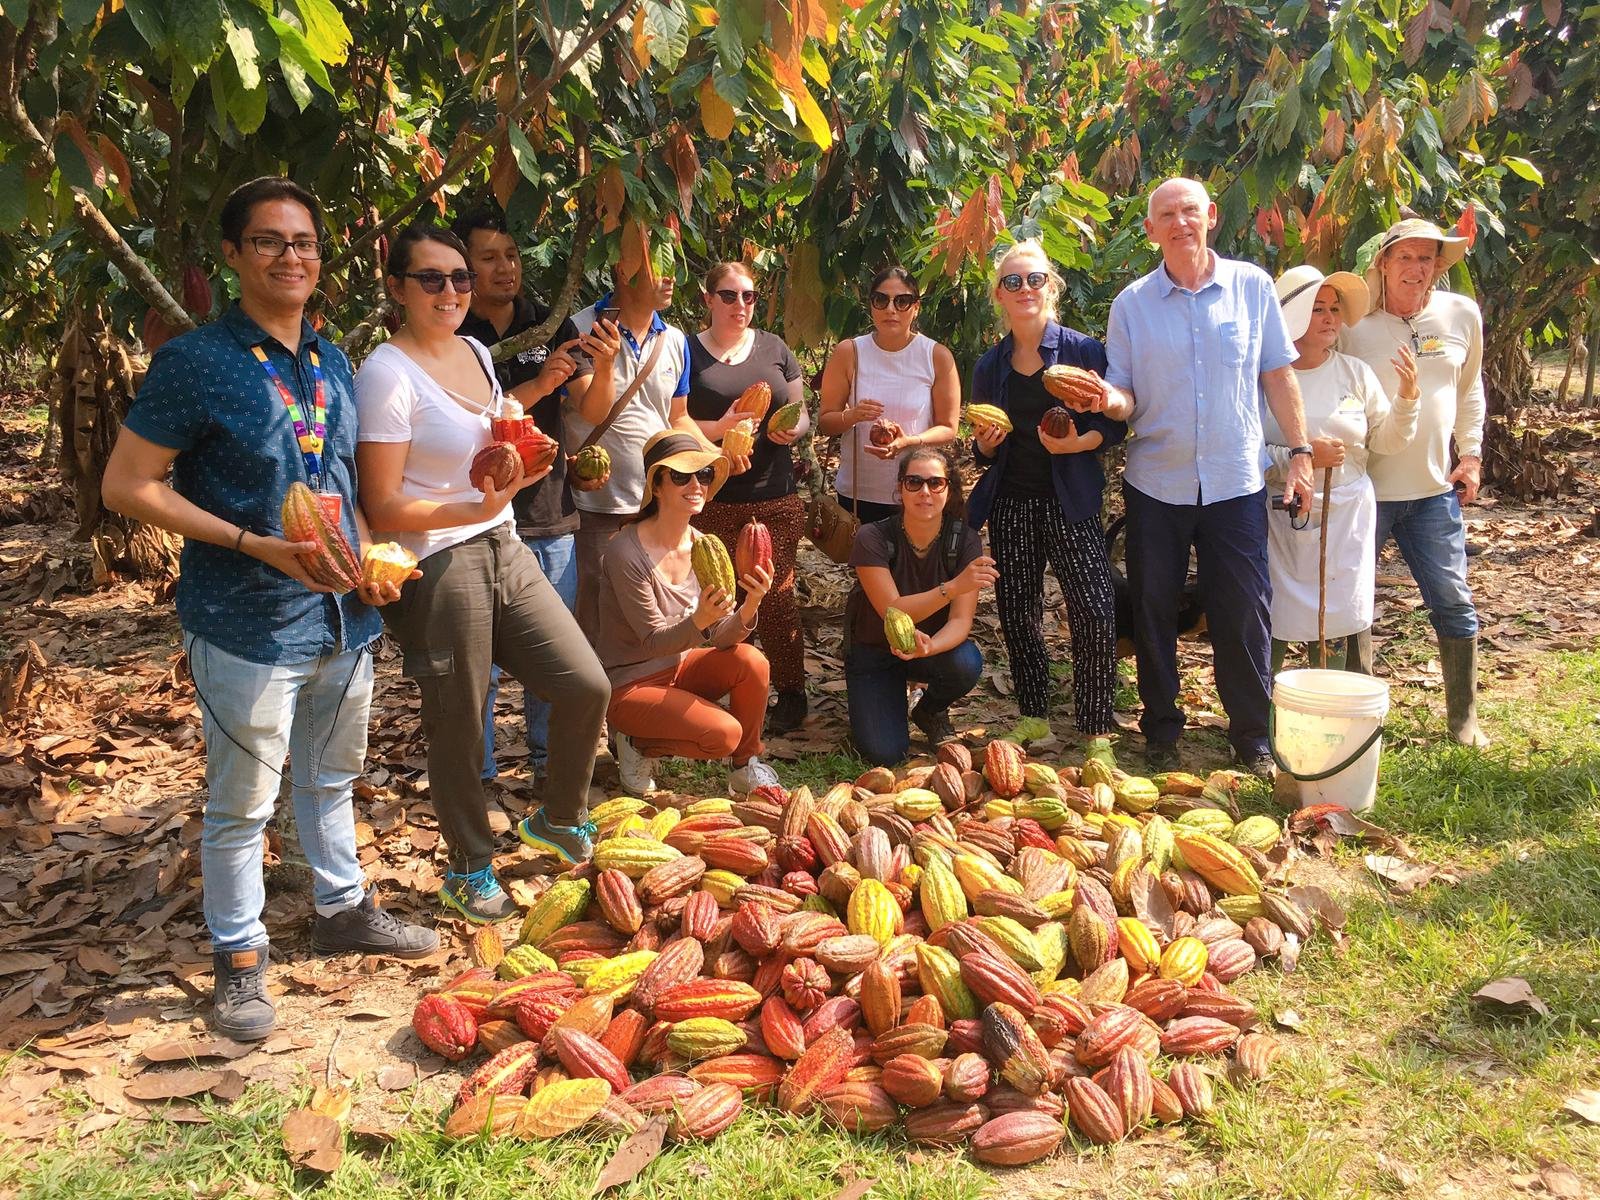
[1341,216,1490,746]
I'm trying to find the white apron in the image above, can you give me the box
[1266,473,1374,642]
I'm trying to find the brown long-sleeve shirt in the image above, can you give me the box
[596,523,755,689]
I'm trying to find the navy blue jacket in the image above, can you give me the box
[966,321,1127,530]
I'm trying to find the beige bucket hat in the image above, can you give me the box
[1274,264,1370,341]
[1364,217,1469,313]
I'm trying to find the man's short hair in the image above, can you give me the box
[452,207,510,247]
[220,177,326,248]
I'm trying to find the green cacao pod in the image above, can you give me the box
[691,533,737,596]
[883,607,918,654]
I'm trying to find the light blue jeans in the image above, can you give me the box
[187,635,371,951]
[1373,490,1479,639]
[482,532,579,778]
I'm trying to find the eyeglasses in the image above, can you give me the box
[999,271,1049,293]
[245,235,325,260]
[1401,315,1420,353]
[666,465,719,486]
[404,269,477,294]
[870,291,918,312]
[713,289,757,306]
[900,474,949,493]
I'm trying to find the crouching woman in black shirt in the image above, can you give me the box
[845,448,998,765]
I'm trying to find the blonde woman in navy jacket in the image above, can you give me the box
[968,240,1125,735]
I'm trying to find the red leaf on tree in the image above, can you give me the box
[1455,205,1477,248]
[664,128,700,217]
[1255,204,1285,250]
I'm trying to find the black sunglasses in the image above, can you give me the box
[870,291,918,312]
[999,271,1049,293]
[666,465,719,486]
[713,288,757,305]
[404,269,477,294]
[900,474,949,493]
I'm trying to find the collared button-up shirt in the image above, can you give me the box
[1105,253,1297,506]
[123,304,382,665]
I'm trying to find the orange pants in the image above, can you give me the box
[608,643,769,762]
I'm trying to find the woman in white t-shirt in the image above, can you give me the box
[816,267,961,523]
[1265,266,1419,670]
[355,223,610,921]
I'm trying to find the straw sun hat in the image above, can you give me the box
[637,429,730,508]
[1273,264,1369,341]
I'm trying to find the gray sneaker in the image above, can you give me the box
[614,732,657,794]
[212,945,276,1042]
[728,757,780,794]
[312,888,440,956]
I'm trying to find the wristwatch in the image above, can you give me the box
[1288,445,1314,460]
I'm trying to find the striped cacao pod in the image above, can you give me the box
[570,444,610,483]
[732,380,772,421]
[965,403,1013,434]
[734,519,773,581]
[691,533,737,595]
[280,482,362,593]
[883,606,917,654]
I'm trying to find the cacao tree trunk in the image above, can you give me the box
[55,308,180,583]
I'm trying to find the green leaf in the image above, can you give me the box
[507,124,543,184]
[713,0,749,71]
[269,15,334,96]
[169,0,225,68]
[289,0,351,66]
[60,0,105,32]
[210,48,267,133]
[122,0,173,58]
[644,0,690,73]
[1501,155,1544,184]
[0,161,27,233]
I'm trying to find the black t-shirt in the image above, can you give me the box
[846,516,983,649]
[686,329,804,504]
[458,297,584,539]
[997,367,1056,500]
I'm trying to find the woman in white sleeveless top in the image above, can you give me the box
[817,267,961,523]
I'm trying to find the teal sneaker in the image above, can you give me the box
[518,811,598,867]
[438,866,517,923]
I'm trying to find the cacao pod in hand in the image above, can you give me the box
[884,607,918,654]
[570,445,611,489]
[869,418,901,447]
[723,417,757,458]
[1042,364,1104,408]
[280,481,362,593]
[965,404,1013,435]
[732,380,772,422]
[769,400,804,435]
[735,519,773,582]
[691,533,737,596]
[515,429,559,475]
[1038,406,1076,439]
[471,442,521,492]
[361,542,418,590]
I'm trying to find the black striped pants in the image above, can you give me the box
[989,495,1117,733]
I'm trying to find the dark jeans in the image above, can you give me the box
[382,526,610,872]
[835,493,900,525]
[1124,482,1271,757]
[1374,491,1479,639]
[845,639,983,766]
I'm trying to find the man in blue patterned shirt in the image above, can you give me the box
[103,178,437,1041]
[1070,178,1314,778]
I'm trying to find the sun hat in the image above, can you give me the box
[1363,217,1469,313]
[637,429,730,509]
[1274,265,1370,341]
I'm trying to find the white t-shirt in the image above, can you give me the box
[1263,351,1418,490]
[354,337,514,563]
[1338,292,1486,502]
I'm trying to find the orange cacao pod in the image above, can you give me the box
[972,1110,1066,1165]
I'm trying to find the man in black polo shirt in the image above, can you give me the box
[452,208,589,787]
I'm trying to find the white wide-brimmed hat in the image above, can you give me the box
[1274,265,1369,341]
[1363,217,1470,312]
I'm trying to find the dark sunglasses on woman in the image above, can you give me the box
[870,291,918,312]
[667,466,720,486]
[999,271,1049,293]
[901,474,949,493]
[404,269,477,294]
[713,288,757,305]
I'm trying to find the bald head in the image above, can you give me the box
[1143,178,1217,270]
[1147,178,1210,222]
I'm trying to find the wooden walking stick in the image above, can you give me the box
[1316,466,1334,668]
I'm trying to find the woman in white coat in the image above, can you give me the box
[1266,265,1419,670]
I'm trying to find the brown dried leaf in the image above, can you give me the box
[591,1113,668,1193]
[1560,1089,1600,1124]
[1471,976,1551,1018]
[140,1038,253,1063]
[123,1068,225,1101]
[281,1107,343,1174]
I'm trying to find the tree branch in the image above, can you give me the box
[490,207,598,360]
[323,0,639,277]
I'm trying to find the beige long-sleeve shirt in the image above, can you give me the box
[596,523,754,690]
[1264,350,1419,489]
[1338,291,1486,501]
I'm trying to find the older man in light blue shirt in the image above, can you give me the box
[1063,178,1313,777]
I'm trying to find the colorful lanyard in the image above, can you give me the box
[252,343,327,489]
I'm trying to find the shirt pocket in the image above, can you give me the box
[1218,320,1250,368]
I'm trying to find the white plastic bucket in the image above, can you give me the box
[1269,669,1389,813]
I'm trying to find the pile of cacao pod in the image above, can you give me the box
[410,739,1319,1164]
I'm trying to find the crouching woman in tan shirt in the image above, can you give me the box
[598,431,778,796]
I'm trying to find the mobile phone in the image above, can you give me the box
[597,305,621,325]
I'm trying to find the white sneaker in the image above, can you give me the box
[613,732,656,795]
[727,757,780,794]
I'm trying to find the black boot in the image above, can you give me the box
[212,945,275,1042]
[768,689,808,735]
[1439,635,1491,748]
[312,887,440,957]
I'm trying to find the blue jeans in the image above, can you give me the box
[482,532,579,778]
[1374,491,1479,638]
[186,635,370,952]
[845,639,984,766]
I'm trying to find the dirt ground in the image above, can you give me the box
[0,388,1596,1151]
